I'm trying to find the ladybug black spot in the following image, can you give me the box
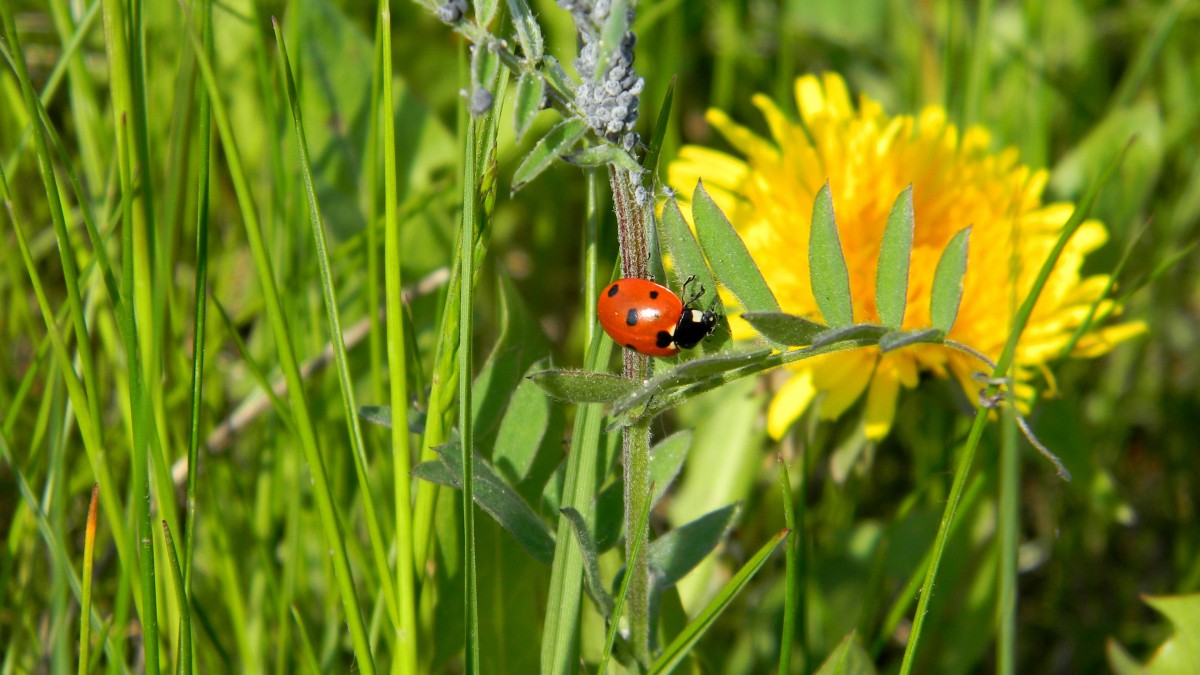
[649,290,659,299]
[625,309,639,326]
[655,331,673,348]
[607,284,620,297]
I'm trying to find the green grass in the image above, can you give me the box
[2,1,1199,674]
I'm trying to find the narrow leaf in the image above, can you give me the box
[878,328,944,353]
[742,312,825,346]
[657,195,720,329]
[512,118,589,190]
[431,445,556,565]
[930,227,972,334]
[493,375,552,483]
[809,182,854,327]
[692,181,780,313]
[560,507,615,618]
[475,0,499,26]
[649,529,789,674]
[810,324,888,349]
[777,459,798,675]
[649,504,737,589]
[505,0,544,60]
[876,186,914,329]
[595,0,631,83]
[513,73,544,140]
[645,77,676,182]
[528,369,637,403]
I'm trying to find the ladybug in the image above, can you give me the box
[597,276,719,357]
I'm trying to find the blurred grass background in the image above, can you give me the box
[1,0,1197,673]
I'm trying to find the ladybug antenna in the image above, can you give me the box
[681,275,706,307]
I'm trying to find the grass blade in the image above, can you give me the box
[649,529,789,673]
[777,458,797,675]
[160,521,191,675]
[598,477,655,675]
[79,484,99,675]
[185,15,376,675]
[273,17,403,635]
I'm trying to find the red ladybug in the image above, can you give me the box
[597,277,719,357]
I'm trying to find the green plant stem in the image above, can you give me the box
[584,168,601,347]
[459,110,482,673]
[161,521,191,675]
[996,405,1019,675]
[611,167,653,666]
[378,3,420,672]
[897,142,1129,675]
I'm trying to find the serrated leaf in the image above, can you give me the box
[429,445,555,565]
[810,324,888,349]
[692,181,780,314]
[1141,594,1200,675]
[594,0,631,83]
[564,143,642,173]
[560,507,615,618]
[513,73,544,140]
[930,226,971,334]
[813,632,877,675]
[809,182,854,327]
[741,312,825,346]
[505,0,544,60]
[594,431,692,551]
[528,369,637,403]
[649,504,737,589]
[648,529,788,674]
[512,118,589,190]
[878,328,944,353]
[876,186,914,329]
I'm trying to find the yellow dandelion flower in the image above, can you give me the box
[668,72,1144,441]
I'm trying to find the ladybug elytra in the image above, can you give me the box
[597,277,719,357]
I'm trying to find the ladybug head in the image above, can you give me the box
[673,307,719,350]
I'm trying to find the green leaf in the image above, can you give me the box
[564,143,642,173]
[505,0,544,60]
[512,118,589,190]
[692,181,780,313]
[594,431,693,551]
[1141,594,1200,674]
[876,185,914,329]
[657,195,727,353]
[528,370,637,403]
[811,324,888,349]
[930,227,972,334]
[814,632,877,675]
[645,77,676,183]
[595,0,631,83]
[359,405,392,428]
[878,328,944,353]
[609,349,773,419]
[809,182,854,327]
[493,370,552,484]
[649,529,788,674]
[560,507,615,618]
[475,0,499,26]
[513,73,544,140]
[742,312,825,346]
[424,445,556,566]
[649,504,737,589]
